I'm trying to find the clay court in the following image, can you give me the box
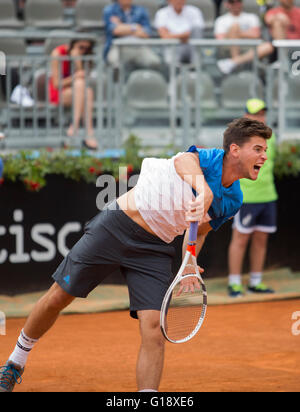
[2,298,300,392]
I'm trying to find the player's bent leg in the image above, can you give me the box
[136,310,165,392]
[23,281,75,340]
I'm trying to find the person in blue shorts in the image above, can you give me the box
[0,118,272,392]
[228,99,278,297]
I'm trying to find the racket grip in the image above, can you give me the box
[189,221,198,242]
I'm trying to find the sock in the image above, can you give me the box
[9,329,38,369]
[228,274,242,286]
[139,389,158,392]
[249,272,262,287]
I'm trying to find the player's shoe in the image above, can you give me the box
[228,284,244,297]
[0,361,24,392]
[247,283,275,294]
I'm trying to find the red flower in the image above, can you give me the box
[291,146,297,154]
[30,182,40,191]
[95,161,102,175]
[0,178,4,185]
[89,167,96,174]
[287,161,293,168]
[127,164,134,174]
[24,179,41,191]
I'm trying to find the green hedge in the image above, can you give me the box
[1,137,300,192]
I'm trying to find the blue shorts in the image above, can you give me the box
[233,201,277,234]
[52,201,175,319]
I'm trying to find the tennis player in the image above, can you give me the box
[0,118,272,392]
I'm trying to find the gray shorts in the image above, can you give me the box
[52,201,175,319]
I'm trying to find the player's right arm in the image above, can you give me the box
[174,152,214,222]
[182,222,211,266]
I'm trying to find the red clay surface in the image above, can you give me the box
[1,299,300,392]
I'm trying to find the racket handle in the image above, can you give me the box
[189,221,198,243]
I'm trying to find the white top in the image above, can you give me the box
[214,12,260,37]
[154,5,205,35]
[134,154,210,244]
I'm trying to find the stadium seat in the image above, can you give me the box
[271,74,300,110]
[0,34,26,57]
[75,0,111,31]
[124,69,169,124]
[125,70,168,109]
[287,75,300,109]
[32,68,49,103]
[176,71,218,110]
[135,0,161,22]
[186,0,216,30]
[220,71,264,109]
[0,0,24,29]
[24,0,72,29]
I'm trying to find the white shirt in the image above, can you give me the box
[154,5,205,35]
[214,12,261,37]
[134,154,211,244]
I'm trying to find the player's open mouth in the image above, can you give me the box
[253,165,261,172]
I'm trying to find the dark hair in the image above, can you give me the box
[69,38,94,55]
[223,118,272,153]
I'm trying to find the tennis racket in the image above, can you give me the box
[160,221,207,344]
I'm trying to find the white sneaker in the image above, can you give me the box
[217,58,237,75]
[10,85,34,107]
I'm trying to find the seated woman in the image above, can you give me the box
[49,38,98,150]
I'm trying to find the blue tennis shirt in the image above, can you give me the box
[187,146,243,231]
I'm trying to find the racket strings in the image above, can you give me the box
[165,284,205,341]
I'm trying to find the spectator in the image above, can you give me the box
[62,0,77,8]
[215,0,261,46]
[103,0,161,69]
[154,0,204,64]
[227,99,277,297]
[49,38,98,150]
[14,0,26,19]
[216,0,274,74]
[265,0,300,40]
